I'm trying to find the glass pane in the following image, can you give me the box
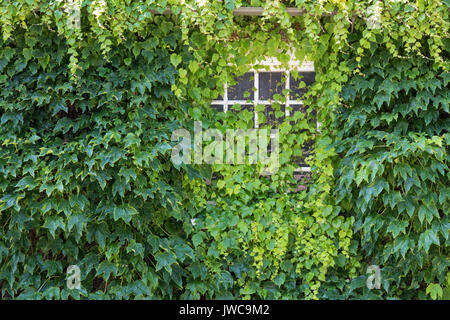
[228,72,254,100]
[229,103,254,114]
[259,72,286,100]
[212,84,224,100]
[293,139,314,166]
[288,104,316,125]
[289,71,315,100]
[227,104,255,128]
[288,104,315,167]
[259,104,285,127]
[211,104,224,112]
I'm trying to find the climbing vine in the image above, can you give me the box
[0,0,448,300]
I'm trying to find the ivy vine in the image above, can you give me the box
[0,0,448,300]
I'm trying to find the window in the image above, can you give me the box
[211,57,316,173]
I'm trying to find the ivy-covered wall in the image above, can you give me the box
[0,0,448,300]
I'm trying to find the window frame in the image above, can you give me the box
[211,57,316,173]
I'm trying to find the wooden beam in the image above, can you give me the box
[233,7,305,16]
[152,7,306,16]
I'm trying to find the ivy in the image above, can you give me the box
[0,0,448,300]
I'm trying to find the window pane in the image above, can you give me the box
[289,71,315,100]
[289,104,315,167]
[259,72,286,100]
[211,104,224,112]
[288,104,316,125]
[228,72,254,100]
[229,103,254,114]
[259,104,285,127]
[294,139,314,167]
[227,104,254,126]
[212,84,224,100]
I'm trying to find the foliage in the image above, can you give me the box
[0,0,448,300]
[328,10,449,299]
